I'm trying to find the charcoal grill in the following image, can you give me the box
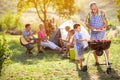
[82,40,112,74]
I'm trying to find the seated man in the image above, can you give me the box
[61,26,74,57]
[21,24,42,54]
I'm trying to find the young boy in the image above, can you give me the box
[73,24,87,70]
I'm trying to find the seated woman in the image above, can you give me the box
[61,26,74,57]
[37,24,63,53]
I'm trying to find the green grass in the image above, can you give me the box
[0,35,120,80]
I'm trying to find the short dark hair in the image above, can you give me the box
[25,24,30,28]
[73,24,80,29]
[70,29,75,34]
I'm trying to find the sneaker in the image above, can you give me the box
[82,58,85,61]
[80,66,83,70]
[63,48,66,51]
[59,48,64,53]
[38,50,43,53]
[26,50,29,54]
[28,51,33,54]
[76,67,79,71]
[62,54,68,58]
[108,62,111,65]
[81,65,87,72]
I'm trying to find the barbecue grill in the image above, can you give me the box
[88,40,111,56]
[82,40,112,74]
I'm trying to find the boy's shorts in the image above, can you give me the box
[74,48,84,60]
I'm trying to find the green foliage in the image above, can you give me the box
[53,0,80,19]
[114,0,120,22]
[17,0,34,14]
[117,9,120,22]
[107,20,116,30]
[114,0,120,5]
[17,0,79,21]
[0,33,12,75]
[0,11,23,32]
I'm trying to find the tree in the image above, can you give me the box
[114,0,120,22]
[17,0,79,36]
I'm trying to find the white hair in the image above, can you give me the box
[89,1,97,7]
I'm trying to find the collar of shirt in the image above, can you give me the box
[90,9,102,16]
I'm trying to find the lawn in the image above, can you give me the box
[0,35,120,80]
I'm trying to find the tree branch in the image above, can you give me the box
[34,0,44,22]
[46,0,52,8]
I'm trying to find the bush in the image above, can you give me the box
[0,11,24,33]
[117,9,120,22]
[107,21,116,30]
[0,33,12,75]
[114,0,120,22]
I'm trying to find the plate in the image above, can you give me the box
[93,28,106,31]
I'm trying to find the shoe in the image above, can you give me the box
[38,50,43,53]
[80,66,83,71]
[94,62,99,66]
[26,50,29,54]
[80,66,82,68]
[81,65,87,72]
[59,48,64,53]
[28,51,33,54]
[62,53,68,58]
[82,58,85,61]
[63,48,66,51]
[76,67,79,71]
[108,62,111,65]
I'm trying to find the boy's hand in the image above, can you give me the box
[84,39,87,41]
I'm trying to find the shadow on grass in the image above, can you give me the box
[77,70,90,80]
[8,40,64,65]
[97,66,120,80]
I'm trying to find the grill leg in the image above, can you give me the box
[86,51,92,65]
[104,51,110,68]
[82,51,92,72]
[104,51,111,74]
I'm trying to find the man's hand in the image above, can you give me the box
[90,27,94,30]
[86,24,94,30]
[95,26,106,31]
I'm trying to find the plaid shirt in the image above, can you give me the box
[85,10,107,25]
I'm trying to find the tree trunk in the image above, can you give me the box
[43,1,48,36]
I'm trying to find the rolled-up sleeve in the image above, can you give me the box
[22,30,28,37]
[85,13,90,25]
[102,11,108,24]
